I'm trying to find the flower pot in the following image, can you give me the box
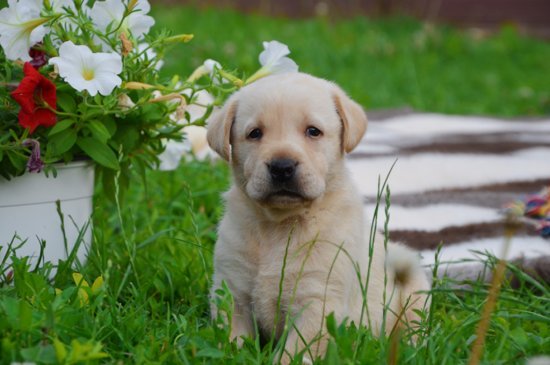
[0,161,94,272]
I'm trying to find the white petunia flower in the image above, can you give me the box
[246,40,298,84]
[136,43,164,71]
[203,59,221,75]
[50,0,89,27]
[50,0,78,12]
[90,0,154,40]
[187,58,222,83]
[158,89,217,170]
[0,0,49,61]
[259,40,299,74]
[49,41,123,96]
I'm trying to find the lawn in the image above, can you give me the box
[1,4,550,364]
[153,6,550,117]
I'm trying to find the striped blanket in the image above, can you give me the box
[348,111,550,284]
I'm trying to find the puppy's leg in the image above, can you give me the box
[280,284,345,364]
[210,286,254,346]
[282,303,327,364]
[211,276,255,344]
[230,301,254,344]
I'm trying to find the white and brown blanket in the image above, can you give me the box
[348,111,550,284]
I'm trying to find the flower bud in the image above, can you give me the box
[120,32,133,56]
[118,94,135,110]
[22,139,44,173]
[149,93,186,105]
[164,34,194,44]
[124,81,155,90]
[219,69,243,87]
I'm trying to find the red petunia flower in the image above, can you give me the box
[10,62,57,134]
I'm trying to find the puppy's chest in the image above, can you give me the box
[246,223,323,336]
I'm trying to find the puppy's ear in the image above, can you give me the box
[332,87,367,153]
[206,100,238,161]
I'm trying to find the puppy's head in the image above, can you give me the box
[207,73,367,209]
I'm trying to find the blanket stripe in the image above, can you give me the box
[348,112,550,283]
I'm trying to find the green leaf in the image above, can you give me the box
[53,338,68,363]
[68,339,108,362]
[115,125,140,151]
[21,344,57,364]
[102,117,117,137]
[77,137,120,170]
[48,119,75,137]
[56,92,77,112]
[6,150,27,172]
[93,94,103,105]
[49,127,77,155]
[18,300,33,331]
[86,120,111,143]
[195,348,225,358]
[0,297,19,329]
[100,168,117,202]
[326,312,337,337]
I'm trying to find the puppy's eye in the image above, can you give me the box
[247,128,263,140]
[305,126,323,138]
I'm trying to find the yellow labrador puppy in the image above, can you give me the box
[207,72,430,362]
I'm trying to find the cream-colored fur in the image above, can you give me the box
[207,73,430,363]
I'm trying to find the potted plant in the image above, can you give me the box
[0,0,223,270]
[0,0,299,272]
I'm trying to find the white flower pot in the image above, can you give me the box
[0,161,94,272]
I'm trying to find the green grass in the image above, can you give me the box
[152,5,550,117]
[1,161,549,364]
[2,5,550,364]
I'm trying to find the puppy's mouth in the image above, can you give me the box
[263,188,308,206]
[269,189,304,200]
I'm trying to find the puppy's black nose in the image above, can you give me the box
[268,158,298,183]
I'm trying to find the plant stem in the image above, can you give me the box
[467,217,518,365]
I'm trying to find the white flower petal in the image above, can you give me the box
[127,13,154,39]
[157,140,189,171]
[58,40,93,62]
[49,56,78,77]
[83,83,99,96]
[19,0,42,9]
[56,72,96,94]
[50,0,76,12]
[29,24,47,44]
[51,0,86,27]
[203,59,221,74]
[93,72,122,96]
[137,43,163,70]
[90,0,125,31]
[49,41,122,96]
[134,0,151,13]
[256,40,298,76]
[91,0,153,39]
[269,57,298,74]
[259,40,291,66]
[91,52,123,74]
[0,0,48,61]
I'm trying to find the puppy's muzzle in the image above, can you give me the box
[268,158,298,184]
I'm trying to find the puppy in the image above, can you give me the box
[207,73,430,362]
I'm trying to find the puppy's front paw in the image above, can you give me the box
[275,351,313,365]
